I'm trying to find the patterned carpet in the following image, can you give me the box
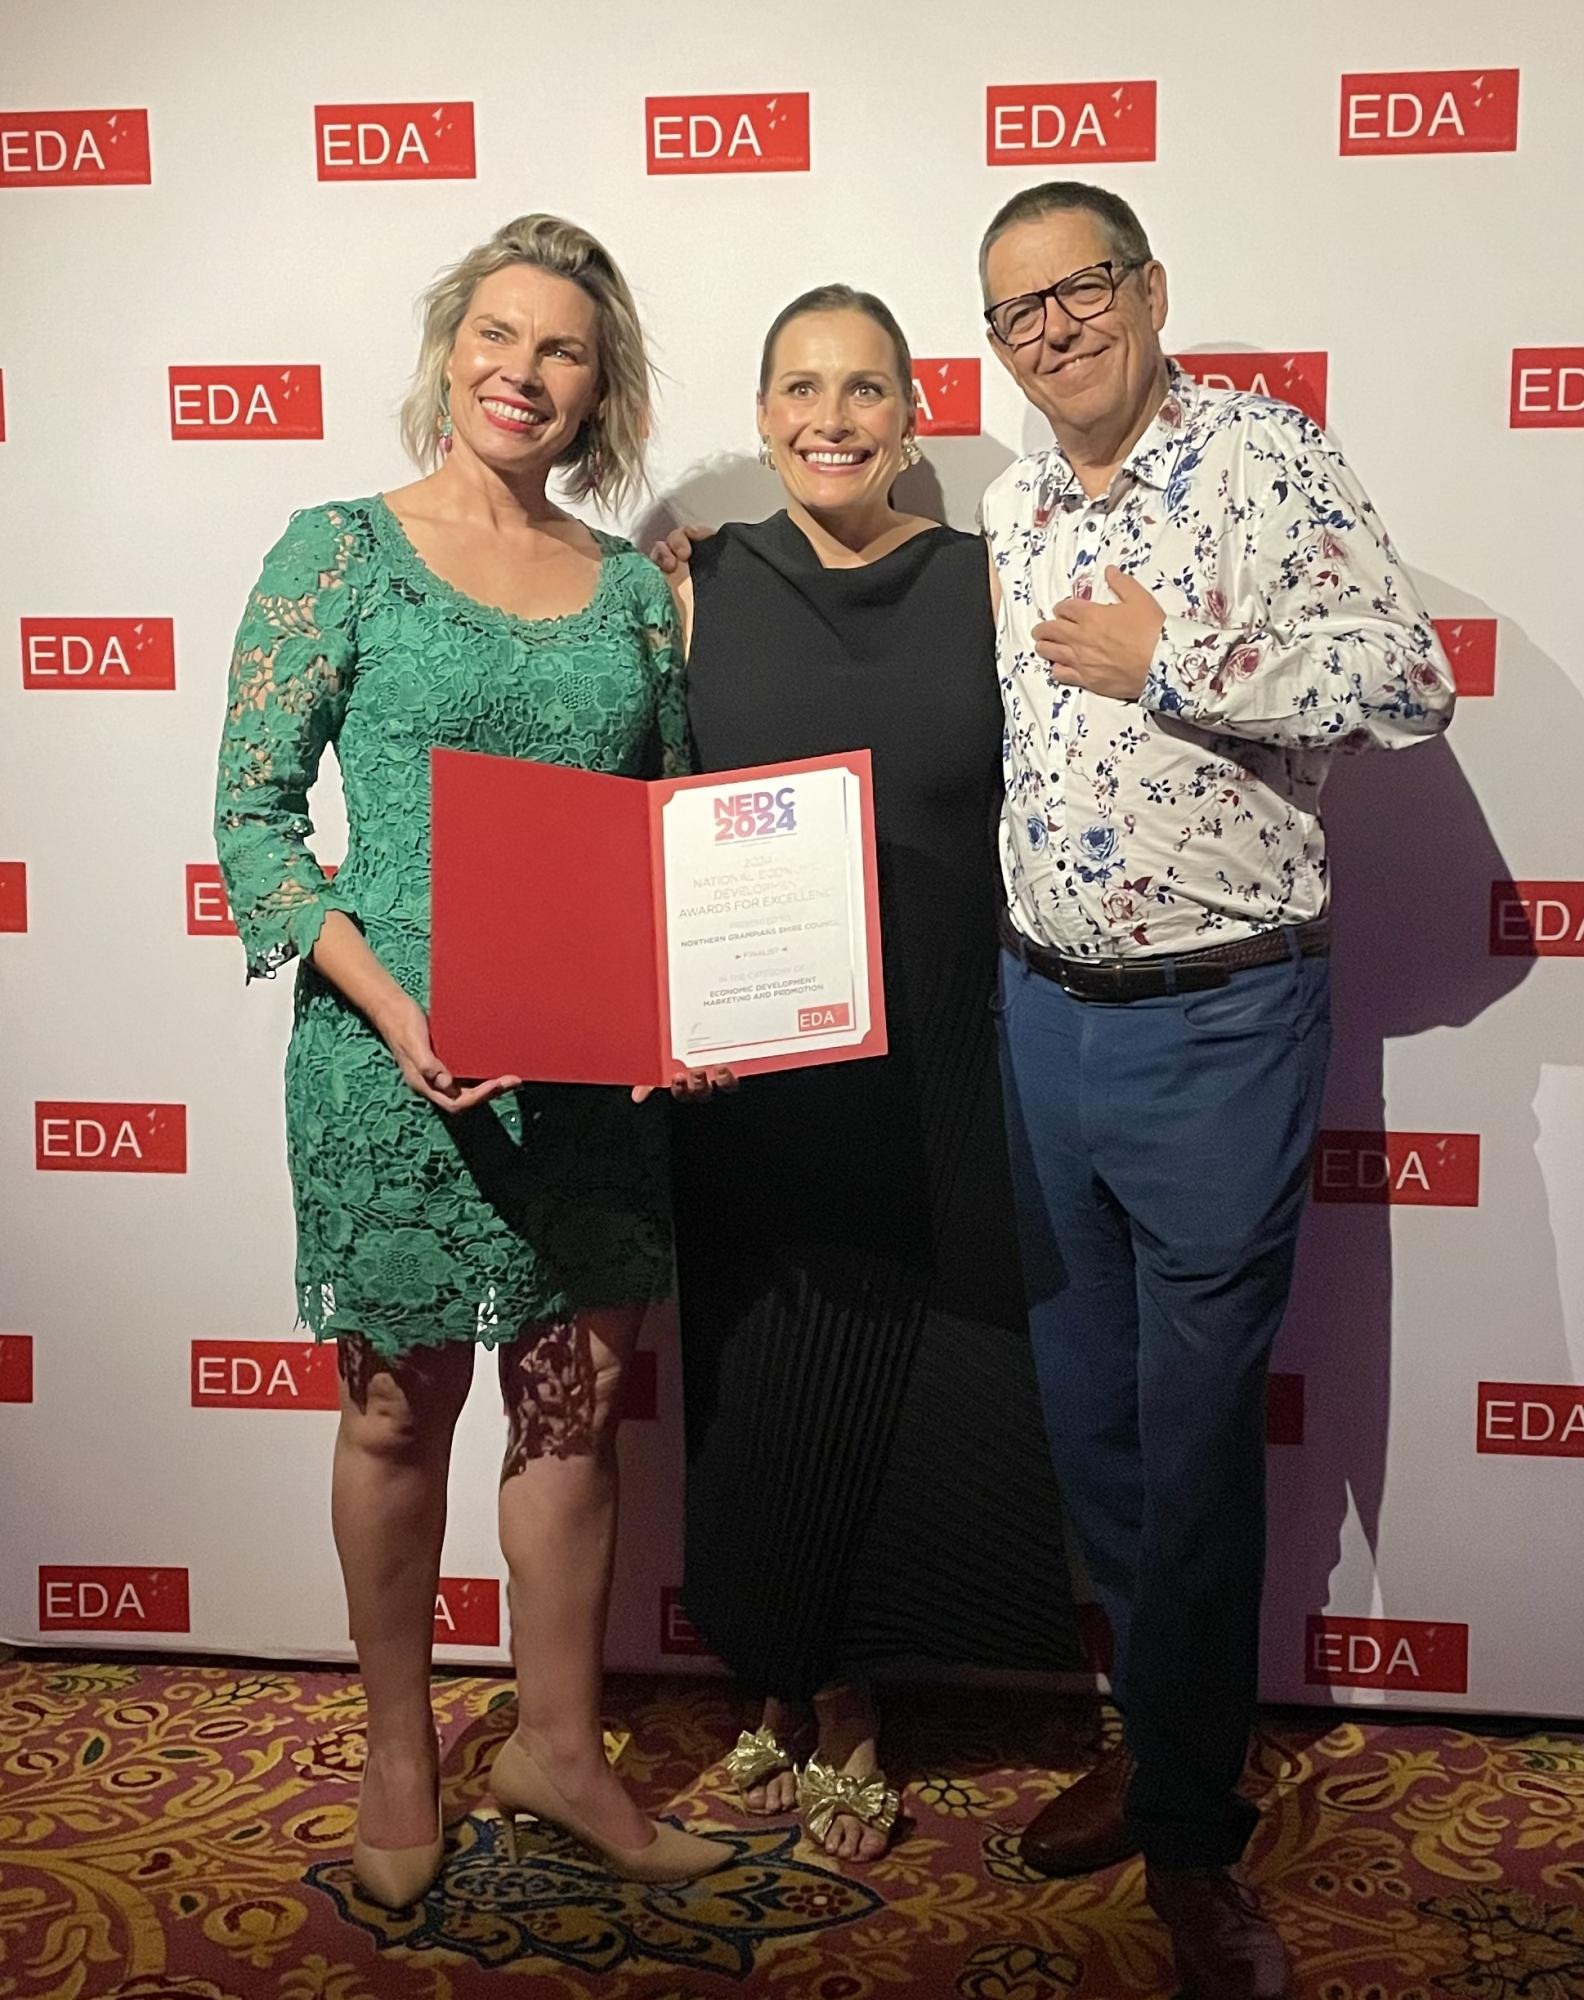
[2,1656,1582,2000]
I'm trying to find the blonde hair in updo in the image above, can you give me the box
[399,213,653,510]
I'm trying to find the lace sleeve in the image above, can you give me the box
[214,504,361,980]
[635,556,691,779]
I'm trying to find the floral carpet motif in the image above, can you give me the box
[1,1656,1582,2000]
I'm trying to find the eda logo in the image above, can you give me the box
[659,1587,715,1657]
[1267,1372,1305,1446]
[646,93,809,174]
[0,1334,34,1403]
[186,863,236,935]
[1340,70,1518,155]
[36,1102,188,1174]
[432,1578,500,1647]
[798,1003,852,1034]
[1510,349,1584,429]
[39,1566,190,1633]
[714,786,796,841]
[169,366,324,440]
[1478,1383,1584,1458]
[1490,881,1584,957]
[1174,352,1328,430]
[0,862,26,933]
[912,360,981,437]
[0,109,151,186]
[1312,1130,1479,1207]
[1432,618,1496,696]
[191,1340,340,1410]
[987,83,1156,165]
[315,102,475,180]
[21,617,175,690]
[1305,1615,1469,1694]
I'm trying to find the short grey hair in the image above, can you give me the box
[399,213,654,510]
[979,182,1154,294]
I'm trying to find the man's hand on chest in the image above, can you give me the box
[1032,566,1166,703]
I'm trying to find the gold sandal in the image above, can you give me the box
[797,1752,901,1853]
[723,1724,807,1809]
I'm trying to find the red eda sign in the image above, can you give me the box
[1174,352,1328,429]
[315,102,475,180]
[191,1340,340,1410]
[1432,618,1496,696]
[169,366,324,440]
[39,1566,191,1633]
[36,1102,188,1174]
[1312,1130,1479,1207]
[1340,70,1519,155]
[1306,1615,1469,1694]
[1491,881,1584,956]
[0,109,152,186]
[0,861,26,932]
[912,359,981,437]
[646,93,809,174]
[0,1334,34,1403]
[1478,1383,1584,1458]
[798,1003,852,1033]
[433,1577,501,1648]
[1510,349,1584,429]
[659,1587,714,1657]
[21,617,174,690]
[1267,1372,1305,1446]
[185,863,235,935]
[987,83,1156,165]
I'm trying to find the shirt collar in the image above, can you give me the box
[1033,359,1195,513]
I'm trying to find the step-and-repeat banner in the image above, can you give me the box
[2,0,1581,1717]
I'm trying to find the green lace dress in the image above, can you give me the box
[214,498,686,1357]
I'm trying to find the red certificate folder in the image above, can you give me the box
[429,747,887,1086]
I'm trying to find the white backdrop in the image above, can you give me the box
[2,0,1582,1717]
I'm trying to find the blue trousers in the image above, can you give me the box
[997,941,1331,1868]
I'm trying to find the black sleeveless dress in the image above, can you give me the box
[672,512,1078,1697]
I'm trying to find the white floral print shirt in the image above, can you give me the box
[985,364,1455,959]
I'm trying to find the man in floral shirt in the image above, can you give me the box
[980,181,1454,1999]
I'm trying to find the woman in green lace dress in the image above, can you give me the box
[214,215,722,1905]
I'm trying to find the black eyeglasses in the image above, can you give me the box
[984,260,1143,348]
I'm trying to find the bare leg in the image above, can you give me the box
[332,1334,474,1849]
[742,1695,811,1814]
[497,1307,653,1851]
[812,1681,889,1861]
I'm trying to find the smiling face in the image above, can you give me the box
[444,262,602,478]
[983,207,1168,451]
[758,309,914,519]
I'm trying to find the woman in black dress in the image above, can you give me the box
[660,287,1076,1860]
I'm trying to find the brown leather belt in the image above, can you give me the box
[998,907,1330,1003]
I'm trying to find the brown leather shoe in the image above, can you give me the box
[1145,1863,1293,1999]
[1018,1747,1139,1877]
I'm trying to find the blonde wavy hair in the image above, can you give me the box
[399,214,653,510]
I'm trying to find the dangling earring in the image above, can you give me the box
[438,411,453,455]
[902,437,922,469]
[757,436,774,467]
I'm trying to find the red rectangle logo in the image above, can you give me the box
[1432,618,1496,696]
[1174,351,1328,430]
[987,83,1156,165]
[646,94,809,174]
[0,109,152,186]
[190,1340,340,1410]
[0,1335,34,1403]
[659,1587,715,1657]
[315,102,475,180]
[1312,1130,1479,1207]
[168,366,323,440]
[912,359,981,437]
[433,1577,500,1647]
[39,1565,190,1633]
[21,617,175,690]
[798,1002,852,1033]
[36,1102,188,1174]
[1478,1382,1584,1458]
[0,861,26,932]
[1340,70,1519,155]
[185,864,236,935]
[1305,1614,1469,1693]
[1510,349,1584,429]
[617,1346,659,1422]
[1267,1372,1305,1446]
[1490,881,1584,956]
